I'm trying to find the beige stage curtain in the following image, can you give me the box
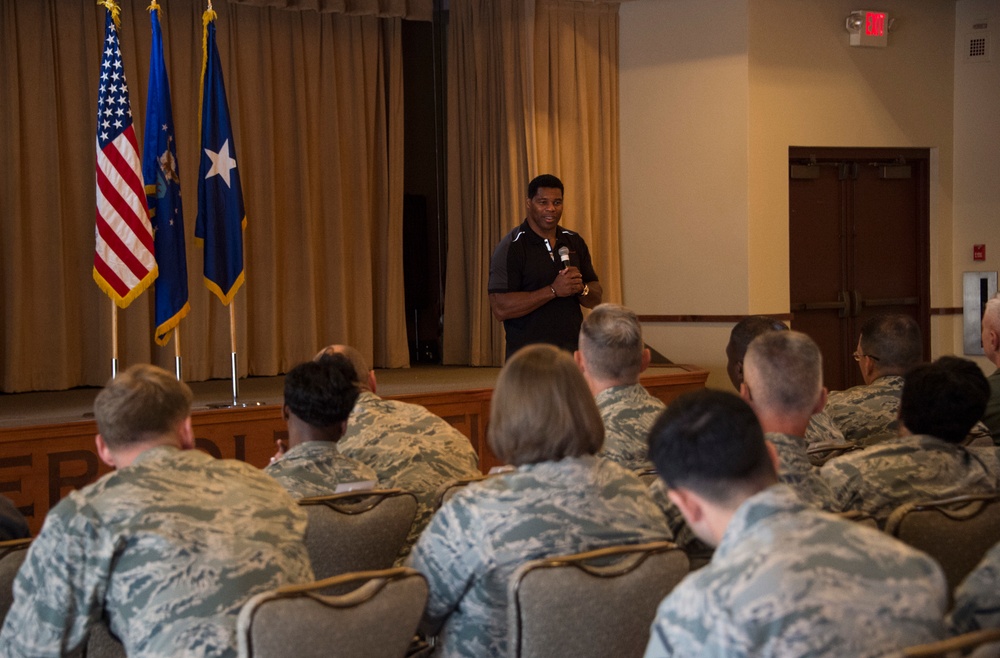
[0,0,407,392]
[442,0,623,366]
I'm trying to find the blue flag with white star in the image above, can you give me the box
[196,10,245,305]
[143,2,189,345]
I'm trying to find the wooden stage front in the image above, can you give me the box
[0,364,708,534]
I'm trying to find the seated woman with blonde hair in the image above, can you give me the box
[408,344,672,658]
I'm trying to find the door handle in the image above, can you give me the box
[790,291,850,318]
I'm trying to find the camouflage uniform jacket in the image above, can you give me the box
[408,455,672,658]
[820,434,1000,524]
[0,445,313,658]
[805,410,847,447]
[644,485,947,658]
[595,383,665,470]
[824,375,904,446]
[766,432,838,511]
[264,440,378,499]
[339,391,481,554]
[949,539,1000,635]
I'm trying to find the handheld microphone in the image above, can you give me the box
[558,246,570,270]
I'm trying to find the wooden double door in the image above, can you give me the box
[789,147,931,392]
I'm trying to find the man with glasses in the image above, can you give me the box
[824,314,922,446]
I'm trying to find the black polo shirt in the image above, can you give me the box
[488,220,599,359]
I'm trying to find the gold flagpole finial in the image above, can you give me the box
[147,0,161,14]
[97,0,122,29]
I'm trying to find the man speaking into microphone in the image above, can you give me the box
[488,174,603,359]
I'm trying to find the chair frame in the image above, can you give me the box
[509,540,688,658]
[899,628,1000,657]
[238,567,428,658]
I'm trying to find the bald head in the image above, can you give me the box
[314,344,374,392]
[983,296,1000,365]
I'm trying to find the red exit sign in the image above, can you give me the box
[865,11,886,37]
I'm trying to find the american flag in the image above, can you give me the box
[93,5,157,308]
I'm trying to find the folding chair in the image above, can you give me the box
[435,476,488,509]
[299,489,417,581]
[238,567,428,658]
[896,628,1000,657]
[886,493,1000,592]
[0,538,31,624]
[508,541,689,658]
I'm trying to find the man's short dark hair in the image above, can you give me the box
[859,314,922,371]
[527,174,564,199]
[283,355,359,434]
[728,316,789,359]
[899,356,989,443]
[647,389,775,504]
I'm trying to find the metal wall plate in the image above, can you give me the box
[964,271,998,355]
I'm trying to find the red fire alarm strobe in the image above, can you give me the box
[974,244,986,261]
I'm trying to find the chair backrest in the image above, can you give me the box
[885,493,1000,592]
[298,489,417,581]
[634,468,658,486]
[806,441,863,466]
[0,538,31,625]
[237,567,428,658]
[833,509,879,529]
[897,628,1000,657]
[86,621,126,658]
[435,476,488,509]
[508,541,689,658]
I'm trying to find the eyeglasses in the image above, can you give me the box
[853,351,880,362]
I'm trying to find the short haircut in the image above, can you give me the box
[744,331,823,416]
[489,344,604,466]
[647,389,775,505]
[527,174,564,199]
[899,356,989,444]
[727,316,789,360]
[859,314,922,371]
[94,364,193,450]
[284,355,360,435]
[579,303,644,384]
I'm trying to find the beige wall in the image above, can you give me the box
[621,0,971,388]
[954,0,1000,372]
[619,0,749,390]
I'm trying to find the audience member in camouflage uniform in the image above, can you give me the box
[265,355,377,498]
[409,345,671,658]
[978,295,1000,444]
[0,365,313,658]
[316,345,481,556]
[822,356,1000,524]
[949,539,1000,635]
[725,315,846,447]
[576,303,663,470]
[823,314,922,446]
[742,330,837,510]
[643,389,947,657]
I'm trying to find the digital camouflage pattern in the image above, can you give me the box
[805,410,847,447]
[824,375,905,446]
[264,440,377,499]
[595,383,665,470]
[765,432,838,511]
[980,368,1000,445]
[408,455,672,658]
[820,434,1000,525]
[0,446,313,658]
[949,539,1000,635]
[647,478,712,557]
[338,391,481,557]
[644,485,947,658]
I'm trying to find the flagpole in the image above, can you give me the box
[111,302,119,379]
[229,300,238,405]
[173,328,183,381]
